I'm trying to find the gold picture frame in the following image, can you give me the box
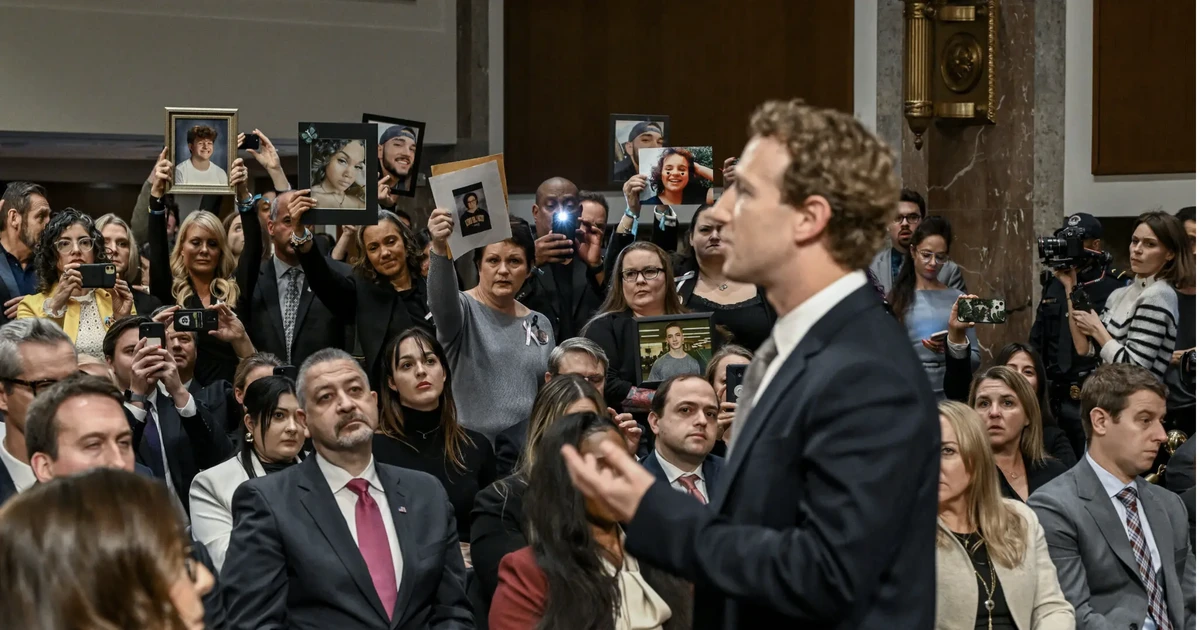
[164,107,239,195]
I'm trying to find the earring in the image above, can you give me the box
[244,431,253,443]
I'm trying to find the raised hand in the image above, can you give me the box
[377,174,399,209]
[534,233,574,267]
[47,263,83,314]
[428,208,454,257]
[623,174,648,211]
[150,148,173,198]
[230,158,250,198]
[246,129,281,171]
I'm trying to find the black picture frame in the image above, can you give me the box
[297,122,379,226]
[633,312,714,388]
[610,113,670,185]
[363,113,427,198]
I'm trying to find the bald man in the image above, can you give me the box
[519,177,606,340]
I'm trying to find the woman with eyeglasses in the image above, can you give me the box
[96,213,161,317]
[17,209,136,358]
[886,216,978,399]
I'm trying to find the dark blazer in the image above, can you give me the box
[1164,436,1196,495]
[0,458,17,507]
[191,538,228,630]
[247,255,352,368]
[221,456,473,630]
[623,283,940,629]
[493,421,527,479]
[517,257,604,342]
[641,450,725,498]
[469,477,528,607]
[582,310,640,411]
[127,393,235,510]
[998,455,1069,502]
[132,289,162,318]
[189,379,243,446]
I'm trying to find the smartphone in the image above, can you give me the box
[273,365,298,380]
[78,263,117,289]
[957,297,1007,324]
[174,309,219,332]
[139,322,165,349]
[551,210,579,242]
[238,132,261,151]
[725,364,747,403]
[929,330,949,344]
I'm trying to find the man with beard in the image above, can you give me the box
[613,120,665,183]
[0,182,51,324]
[175,125,229,186]
[222,348,472,630]
[868,188,964,292]
[377,126,419,208]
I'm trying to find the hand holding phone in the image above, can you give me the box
[139,322,166,348]
[725,364,747,403]
[78,263,117,289]
[956,297,1007,324]
[238,132,261,151]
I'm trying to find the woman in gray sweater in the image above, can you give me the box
[427,208,555,441]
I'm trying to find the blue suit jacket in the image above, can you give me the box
[640,450,724,498]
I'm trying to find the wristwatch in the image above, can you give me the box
[289,228,314,249]
[124,390,149,404]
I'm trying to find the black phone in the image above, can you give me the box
[139,322,165,348]
[1070,285,1094,313]
[274,365,298,380]
[725,364,747,403]
[238,132,261,151]
[956,297,1008,324]
[174,309,219,332]
[78,263,117,289]
[551,210,579,241]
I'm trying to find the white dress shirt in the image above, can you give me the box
[0,428,36,494]
[653,450,708,503]
[1086,453,1162,630]
[315,453,404,588]
[754,270,868,406]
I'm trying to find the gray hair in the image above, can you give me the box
[0,319,75,389]
[548,337,609,375]
[296,348,368,409]
[95,213,140,283]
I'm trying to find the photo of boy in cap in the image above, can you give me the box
[379,125,419,191]
[454,182,492,237]
[611,115,668,183]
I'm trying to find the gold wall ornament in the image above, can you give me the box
[902,0,996,150]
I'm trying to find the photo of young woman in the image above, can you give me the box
[309,139,368,210]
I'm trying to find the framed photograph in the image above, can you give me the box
[429,160,510,260]
[165,107,238,195]
[297,122,379,226]
[611,114,669,185]
[638,146,715,212]
[634,312,714,388]
[362,113,426,198]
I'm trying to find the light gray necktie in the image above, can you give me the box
[727,336,778,451]
[282,267,302,361]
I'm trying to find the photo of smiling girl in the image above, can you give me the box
[309,139,368,210]
[638,147,715,207]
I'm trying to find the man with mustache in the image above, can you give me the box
[0,182,52,325]
[175,125,229,186]
[223,348,472,630]
[869,188,964,292]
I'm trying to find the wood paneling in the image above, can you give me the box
[503,0,855,193]
[1092,0,1196,175]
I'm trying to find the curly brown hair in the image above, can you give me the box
[747,99,899,270]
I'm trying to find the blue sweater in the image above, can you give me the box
[904,288,979,399]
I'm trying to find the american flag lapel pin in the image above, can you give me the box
[398,506,407,514]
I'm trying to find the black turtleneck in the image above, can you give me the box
[372,405,497,541]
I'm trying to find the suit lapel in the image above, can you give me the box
[259,262,286,352]
[297,457,389,623]
[1137,478,1179,594]
[293,276,316,334]
[640,452,668,484]
[152,397,184,494]
[377,463,417,628]
[1076,463,1141,579]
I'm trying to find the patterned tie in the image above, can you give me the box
[727,336,778,451]
[347,478,397,619]
[142,402,166,479]
[677,474,707,504]
[1116,487,1173,630]
[282,267,302,362]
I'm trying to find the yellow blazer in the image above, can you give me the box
[15,287,133,341]
[935,500,1075,630]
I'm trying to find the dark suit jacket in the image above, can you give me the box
[189,379,243,446]
[127,392,234,510]
[641,450,724,499]
[0,458,17,507]
[517,257,604,342]
[221,456,473,630]
[1165,436,1196,495]
[248,255,352,367]
[469,477,528,607]
[623,283,940,629]
[192,538,228,630]
[132,289,162,318]
[493,421,527,479]
[582,310,641,410]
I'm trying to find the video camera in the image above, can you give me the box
[1037,225,1112,271]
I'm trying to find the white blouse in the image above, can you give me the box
[72,291,106,359]
[604,542,673,630]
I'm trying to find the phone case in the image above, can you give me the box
[957,298,1007,324]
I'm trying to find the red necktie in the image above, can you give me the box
[678,474,707,504]
[347,478,398,619]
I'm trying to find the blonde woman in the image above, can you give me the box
[969,366,1068,501]
[936,400,1074,630]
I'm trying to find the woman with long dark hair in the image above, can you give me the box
[189,376,306,571]
[887,216,978,398]
[309,138,368,209]
[372,327,495,550]
[642,148,715,207]
[490,411,692,630]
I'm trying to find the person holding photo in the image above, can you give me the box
[174,125,228,186]
[642,148,715,207]
[648,323,702,382]
[310,139,368,210]
[613,121,665,183]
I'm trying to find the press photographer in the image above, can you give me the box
[1029,212,1128,455]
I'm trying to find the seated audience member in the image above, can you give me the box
[471,375,607,606]
[887,216,978,399]
[969,366,1068,501]
[0,469,215,630]
[190,376,305,571]
[870,188,965,293]
[290,198,431,389]
[232,351,283,409]
[0,182,51,325]
[16,209,135,358]
[77,353,113,382]
[222,348,473,630]
[934,400,1074,629]
[704,344,752,452]
[584,242,689,413]
[1029,364,1195,630]
[145,148,262,385]
[1064,211,1191,381]
[96,213,161,315]
[428,209,555,441]
[490,411,692,630]
[0,318,77,506]
[643,375,724,504]
[102,315,234,510]
[373,327,496,549]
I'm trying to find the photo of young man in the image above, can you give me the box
[455,184,492,237]
[648,322,702,382]
[174,123,228,186]
[612,118,666,183]
[378,125,419,191]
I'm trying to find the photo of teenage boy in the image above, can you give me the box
[648,322,702,382]
[456,186,492,237]
[174,124,228,186]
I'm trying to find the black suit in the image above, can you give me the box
[0,459,17,507]
[517,257,604,342]
[641,451,724,498]
[493,421,527,478]
[127,392,235,510]
[582,310,641,411]
[222,456,473,630]
[624,283,940,629]
[469,476,527,607]
[189,379,243,446]
[248,256,352,367]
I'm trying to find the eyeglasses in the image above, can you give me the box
[894,213,922,225]
[916,250,949,265]
[620,267,664,283]
[55,237,94,253]
[2,373,79,395]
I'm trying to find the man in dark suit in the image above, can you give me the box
[0,183,51,325]
[246,191,352,368]
[562,100,939,629]
[1029,364,1195,629]
[222,348,473,630]
[641,374,723,503]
